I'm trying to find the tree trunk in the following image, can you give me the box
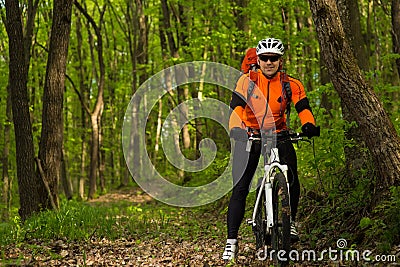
[88,114,99,198]
[99,128,106,193]
[61,146,73,200]
[23,0,39,69]
[125,1,139,184]
[336,0,369,71]
[233,0,250,53]
[133,0,148,183]
[74,1,106,200]
[160,0,190,151]
[191,62,207,159]
[391,0,400,112]
[2,85,12,220]
[309,0,400,189]
[160,0,187,181]
[106,16,119,187]
[136,0,149,85]
[5,0,43,221]
[153,99,163,171]
[38,0,73,210]
[178,86,191,150]
[79,138,87,200]
[393,0,400,77]
[336,0,372,181]
[74,8,88,200]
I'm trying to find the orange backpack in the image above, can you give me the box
[241,47,258,73]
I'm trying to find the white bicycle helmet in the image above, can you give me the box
[256,38,285,55]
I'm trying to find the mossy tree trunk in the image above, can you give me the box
[309,0,400,189]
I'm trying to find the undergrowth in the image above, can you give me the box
[0,196,227,248]
[299,178,400,255]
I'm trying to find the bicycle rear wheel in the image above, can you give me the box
[271,173,291,266]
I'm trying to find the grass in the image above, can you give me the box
[0,194,231,265]
[0,195,228,249]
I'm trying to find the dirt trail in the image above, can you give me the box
[2,188,375,266]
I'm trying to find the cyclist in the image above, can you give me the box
[223,37,320,260]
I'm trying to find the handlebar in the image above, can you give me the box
[230,127,320,143]
[248,131,310,144]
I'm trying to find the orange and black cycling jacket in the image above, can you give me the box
[229,70,315,131]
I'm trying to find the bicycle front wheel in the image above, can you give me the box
[254,178,267,250]
[271,173,291,266]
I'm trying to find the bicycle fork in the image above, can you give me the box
[248,148,291,231]
[247,174,275,234]
[265,182,273,229]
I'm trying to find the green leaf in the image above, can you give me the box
[359,217,372,229]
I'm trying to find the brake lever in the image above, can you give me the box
[303,139,311,144]
[291,136,311,146]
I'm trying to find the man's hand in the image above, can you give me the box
[301,123,320,138]
[229,127,248,141]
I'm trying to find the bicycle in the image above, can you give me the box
[246,130,309,266]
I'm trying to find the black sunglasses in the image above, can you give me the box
[258,54,281,63]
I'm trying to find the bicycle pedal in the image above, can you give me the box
[246,219,254,225]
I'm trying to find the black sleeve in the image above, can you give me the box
[230,91,246,110]
[295,97,313,114]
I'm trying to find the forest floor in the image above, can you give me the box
[2,187,399,266]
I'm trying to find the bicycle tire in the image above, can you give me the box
[271,173,291,266]
[253,180,266,250]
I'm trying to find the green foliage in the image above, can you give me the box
[359,186,400,252]
[295,82,347,190]
[186,150,231,187]
[1,200,119,244]
[298,175,375,250]
[0,196,227,251]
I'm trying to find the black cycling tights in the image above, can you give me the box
[227,140,300,239]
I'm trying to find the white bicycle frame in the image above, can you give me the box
[247,142,291,233]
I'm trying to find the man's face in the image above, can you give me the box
[258,53,282,78]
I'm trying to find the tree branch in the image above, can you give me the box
[65,73,91,115]
[34,158,58,211]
